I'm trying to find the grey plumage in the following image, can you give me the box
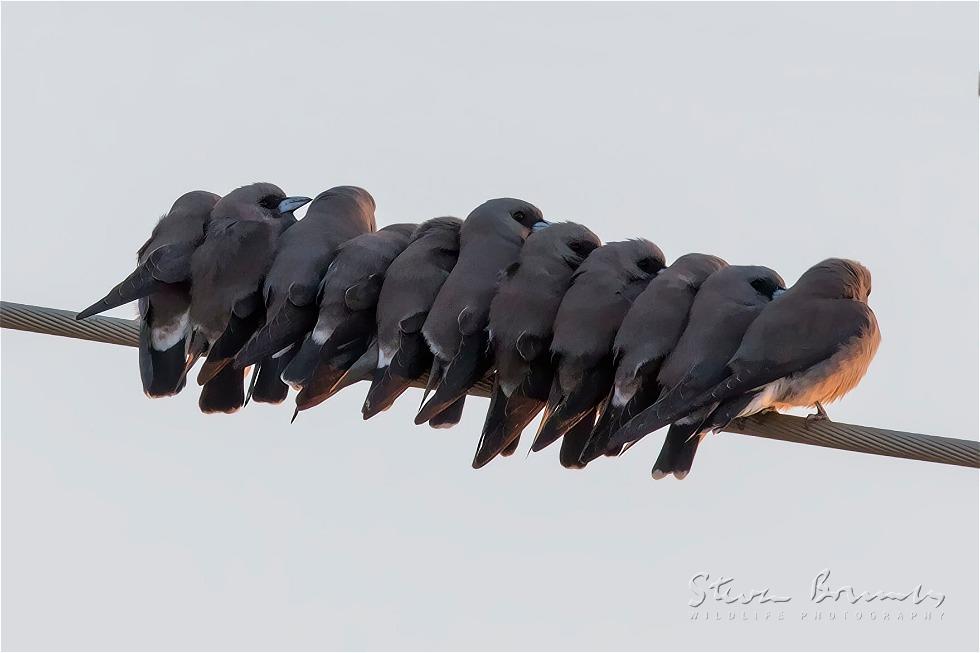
[414,198,548,427]
[531,238,666,466]
[76,190,219,397]
[285,223,417,412]
[582,253,728,462]
[186,182,312,414]
[617,259,879,479]
[362,217,463,419]
[233,187,377,373]
[473,222,601,468]
[600,264,788,477]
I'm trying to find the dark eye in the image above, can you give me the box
[636,256,662,274]
[751,278,780,298]
[513,211,526,222]
[569,240,594,256]
[258,195,281,210]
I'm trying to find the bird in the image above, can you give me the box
[362,216,463,420]
[414,198,549,428]
[230,186,377,404]
[609,264,784,477]
[472,221,602,468]
[531,238,666,467]
[284,223,418,415]
[581,253,728,463]
[609,258,879,479]
[186,183,312,414]
[76,190,220,397]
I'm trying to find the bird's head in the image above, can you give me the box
[213,182,312,223]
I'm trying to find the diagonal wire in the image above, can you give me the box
[1,300,977,469]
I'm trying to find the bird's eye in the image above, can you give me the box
[513,211,526,222]
[568,240,594,256]
[258,195,280,210]
[750,278,780,298]
[636,257,661,274]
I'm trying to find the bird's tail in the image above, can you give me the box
[559,406,598,469]
[292,344,368,415]
[651,422,704,480]
[280,335,324,389]
[137,312,189,398]
[428,396,466,429]
[197,311,263,386]
[532,363,611,453]
[76,265,166,320]
[233,302,315,369]
[248,352,294,405]
[198,364,246,414]
[473,378,547,468]
[415,331,491,425]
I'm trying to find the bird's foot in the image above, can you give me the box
[805,402,829,424]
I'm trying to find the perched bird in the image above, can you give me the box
[362,217,463,420]
[414,198,549,428]
[531,239,666,467]
[608,265,784,477]
[581,253,728,463]
[610,259,878,480]
[473,222,602,468]
[187,183,312,413]
[284,223,417,413]
[231,186,377,403]
[76,190,219,397]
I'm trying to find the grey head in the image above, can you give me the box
[697,264,786,305]
[517,221,602,269]
[211,182,312,225]
[572,238,666,287]
[790,258,872,302]
[661,253,729,287]
[408,216,463,246]
[461,197,548,245]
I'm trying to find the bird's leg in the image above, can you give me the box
[805,402,829,423]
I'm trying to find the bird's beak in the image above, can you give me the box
[277,196,313,214]
[531,220,551,232]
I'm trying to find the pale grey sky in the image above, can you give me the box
[2,2,977,651]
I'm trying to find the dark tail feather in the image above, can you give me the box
[76,265,165,320]
[363,366,415,419]
[473,381,545,469]
[142,340,188,397]
[559,406,597,469]
[582,380,661,464]
[499,435,521,457]
[197,311,263,386]
[652,422,704,480]
[419,357,442,410]
[415,332,490,425]
[532,367,610,453]
[325,340,378,398]
[293,345,366,414]
[199,364,245,414]
[249,352,294,404]
[233,302,315,369]
[138,321,188,398]
[428,396,465,429]
[281,336,322,389]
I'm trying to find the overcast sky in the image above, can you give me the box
[2,2,977,651]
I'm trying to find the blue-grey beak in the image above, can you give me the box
[531,220,551,232]
[277,196,313,214]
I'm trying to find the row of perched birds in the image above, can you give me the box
[78,183,881,479]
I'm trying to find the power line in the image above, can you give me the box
[1,300,977,470]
